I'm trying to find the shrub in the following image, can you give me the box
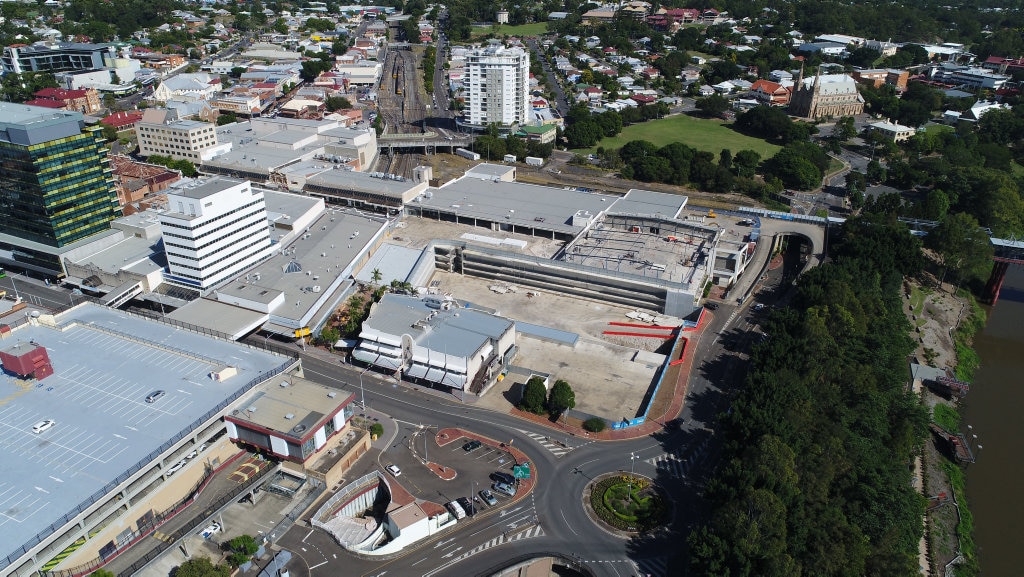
[583,417,607,432]
[369,423,384,437]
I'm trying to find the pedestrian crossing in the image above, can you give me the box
[456,525,545,561]
[516,429,576,457]
[633,556,670,577]
[645,436,710,478]
[581,556,669,577]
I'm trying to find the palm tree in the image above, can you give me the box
[370,268,382,287]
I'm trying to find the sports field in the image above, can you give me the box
[580,114,781,159]
[471,22,549,37]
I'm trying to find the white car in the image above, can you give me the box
[32,419,56,434]
[199,521,221,539]
[386,464,401,477]
[166,459,187,475]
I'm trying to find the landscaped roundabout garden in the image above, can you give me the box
[588,474,668,532]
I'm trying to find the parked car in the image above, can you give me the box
[199,521,221,539]
[493,481,517,497]
[704,302,719,311]
[479,489,498,506]
[462,440,482,452]
[32,419,55,434]
[166,459,187,475]
[445,500,466,519]
[456,497,476,516]
[490,471,515,485]
[145,390,166,403]
[753,303,766,311]
[386,464,401,477]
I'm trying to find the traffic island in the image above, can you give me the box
[426,461,456,480]
[582,472,669,536]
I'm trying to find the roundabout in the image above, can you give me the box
[585,473,670,534]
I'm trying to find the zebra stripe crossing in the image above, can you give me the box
[516,429,576,457]
[633,556,670,577]
[646,436,711,478]
[454,525,545,561]
[581,556,669,577]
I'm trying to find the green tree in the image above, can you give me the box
[925,212,995,287]
[519,377,547,414]
[175,557,231,577]
[325,95,352,111]
[370,268,383,286]
[217,112,237,126]
[547,379,575,417]
[89,571,116,577]
[227,534,259,556]
[695,93,730,118]
[100,124,119,142]
[320,326,340,348]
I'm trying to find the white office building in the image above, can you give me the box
[160,177,273,290]
[136,117,230,162]
[465,45,530,127]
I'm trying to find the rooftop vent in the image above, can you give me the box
[247,406,257,412]
[292,424,307,434]
[327,392,337,398]
[280,381,290,387]
[284,413,295,420]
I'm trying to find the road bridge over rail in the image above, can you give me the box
[899,217,1024,305]
[377,131,474,154]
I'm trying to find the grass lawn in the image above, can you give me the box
[579,114,781,159]
[471,22,549,37]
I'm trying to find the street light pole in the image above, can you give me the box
[628,452,637,493]
[359,369,366,408]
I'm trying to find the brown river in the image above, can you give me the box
[961,266,1024,575]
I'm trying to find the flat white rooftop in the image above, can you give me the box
[0,304,292,566]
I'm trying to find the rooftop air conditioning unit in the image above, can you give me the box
[285,413,295,419]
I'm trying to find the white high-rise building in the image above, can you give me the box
[465,45,530,127]
[160,177,273,290]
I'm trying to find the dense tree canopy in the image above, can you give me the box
[689,214,929,577]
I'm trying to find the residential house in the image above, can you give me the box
[867,120,916,142]
[26,87,101,114]
[851,68,909,91]
[750,79,791,106]
[100,110,145,132]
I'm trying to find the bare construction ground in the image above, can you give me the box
[385,215,678,420]
[429,270,670,419]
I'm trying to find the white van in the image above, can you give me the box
[32,419,55,434]
[446,500,466,520]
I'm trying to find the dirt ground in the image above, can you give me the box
[902,274,971,576]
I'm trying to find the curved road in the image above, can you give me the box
[279,291,766,577]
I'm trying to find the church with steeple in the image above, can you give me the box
[788,65,865,119]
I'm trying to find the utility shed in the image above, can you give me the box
[0,342,54,380]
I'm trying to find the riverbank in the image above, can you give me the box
[904,277,985,577]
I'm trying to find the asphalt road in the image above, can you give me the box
[267,287,776,577]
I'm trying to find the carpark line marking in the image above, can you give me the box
[302,529,314,542]
[560,508,579,535]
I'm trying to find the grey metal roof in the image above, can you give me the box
[353,242,424,285]
[307,168,420,197]
[364,294,513,359]
[464,163,514,179]
[164,297,269,339]
[263,188,324,225]
[240,208,386,328]
[0,304,290,563]
[416,177,618,235]
[612,189,689,218]
[67,235,160,274]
